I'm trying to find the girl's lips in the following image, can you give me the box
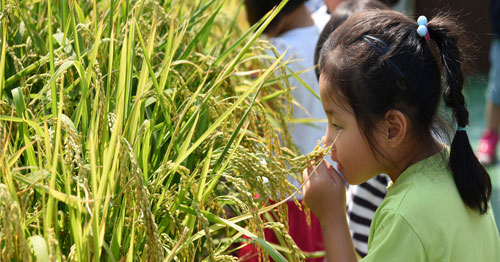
[330,154,343,173]
[337,162,344,173]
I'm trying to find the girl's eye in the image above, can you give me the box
[331,122,342,130]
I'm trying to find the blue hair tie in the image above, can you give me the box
[362,35,405,78]
[417,15,430,41]
[457,126,467,132]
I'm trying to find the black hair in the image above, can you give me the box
[314,0,389,78]
[319,10,491,214]
[244,0,307,34]
[378,0,400,6]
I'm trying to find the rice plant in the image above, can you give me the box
[0,0,327,260]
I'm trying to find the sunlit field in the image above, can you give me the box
[0,0,332,261]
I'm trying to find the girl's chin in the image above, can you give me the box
[341,170,366,185]
[343,175,356,185]
[337,164,372,185]
[344,173,380,186]
[339,164,359,184]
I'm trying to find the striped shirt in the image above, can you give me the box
[346,174,390,257]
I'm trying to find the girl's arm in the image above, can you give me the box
[321,210,358,262]
[302,160,358,262]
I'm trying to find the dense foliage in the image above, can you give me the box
[0,0,326,261]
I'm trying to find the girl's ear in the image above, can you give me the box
[383,109,408,146]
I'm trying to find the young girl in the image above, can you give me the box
[303,9,500,261]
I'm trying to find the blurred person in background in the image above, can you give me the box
[312,0,344,30]
[240,0,326,260]
[312,0,398,31]
[306,0,326,13]
[476,0,500,166]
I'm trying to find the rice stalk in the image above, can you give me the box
[0,184,31,261]
[0,0,329,260]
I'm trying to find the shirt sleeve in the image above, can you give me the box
[361,209,427,262]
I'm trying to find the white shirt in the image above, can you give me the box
[306,0,326,13]
[269,25,326,157]
[269,25,327,197]
[312,5,330,31]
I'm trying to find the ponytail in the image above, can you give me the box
[428,17,492,214]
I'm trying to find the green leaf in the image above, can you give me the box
[29,236,50,262]
[179,4,221,61]
[205,212,288,262]
[172,50,287,176]
[11,87,26,115]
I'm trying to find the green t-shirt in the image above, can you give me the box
[362,149,500,261]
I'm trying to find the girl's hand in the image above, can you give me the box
[302,160,346,224]
[303,160,358,262]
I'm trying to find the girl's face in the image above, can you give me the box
[319,76,385,185]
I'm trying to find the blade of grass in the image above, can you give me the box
[175,0,289,142]
[11,87,37,166]
[127,14,158,139]
[178,3,221,61]
[15,0,47,54]
[0,1,6,99]
[201,122,249,204]
[165,51,287,186]
[199,73,271,203]
[154,111,200,210]
[126,210,136,262]
[30,60,85,106]
[286,67,320,100]
[174,206,287,262]
[5,54,50,88]
[210,0,289,88]
[48,0,57,117]
[45,87,65,235]
[163,62,207,164]
[92,24,129,256]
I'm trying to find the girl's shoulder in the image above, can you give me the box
[369,149,500,261]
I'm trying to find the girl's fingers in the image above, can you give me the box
[316,160,344,185]
[317,160,332,177]
[302,169,309,193]
[302,167,309,182]
[303,159,340,189]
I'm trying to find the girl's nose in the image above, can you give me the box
[324,127,333,146]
